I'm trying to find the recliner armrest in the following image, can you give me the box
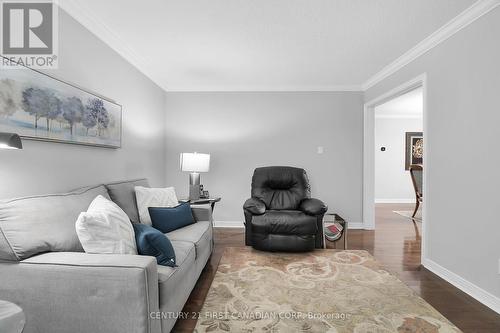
[243,197,266,215]
[300,198,327,216]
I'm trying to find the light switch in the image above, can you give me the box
[317,146,324,154]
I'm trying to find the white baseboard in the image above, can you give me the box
[360,223,375,230]
[375,198,415,204]
[214,220,369,230]
[213,221,244,228]
[347,222,366,229]
[423,258,500,314]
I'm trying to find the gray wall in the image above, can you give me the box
[0,9,166,199]
[365,8,500,298]
[165,92,363,224]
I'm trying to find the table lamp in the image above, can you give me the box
[0,132,23,150]
[180,152,210,200]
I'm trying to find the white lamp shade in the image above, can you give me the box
[180,153,210,172]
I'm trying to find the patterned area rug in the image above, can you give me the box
[194,248,461,333]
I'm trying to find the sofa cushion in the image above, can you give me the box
[135,186,178,225]
[157,240,196,315]
[251,210,317,235]
[165,221,212,259]
[0,185,110,261]
[76,195,137,255]
[133,223,176,267]
[105,179,149,223]
[157,240,195,280]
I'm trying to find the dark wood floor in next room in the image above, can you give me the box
[173,204,500,333]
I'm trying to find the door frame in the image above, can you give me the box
[363,73,428,259]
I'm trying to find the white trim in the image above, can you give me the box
[363,0,500,90]
[363,74,428,258]
[165,85,363,92]
[375,199,415,204]
[423,258,500,315]
[347,222,366,230]
[363,103,376,230]
[374,114,423,119]
[213,221,244,228]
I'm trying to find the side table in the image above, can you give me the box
[323,213,348,249]
[0,300,25,333]
[179,197,221,212]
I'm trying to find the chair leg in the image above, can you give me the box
[412,198,420,218]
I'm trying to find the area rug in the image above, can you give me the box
[394,210,422,222]
[194,248,460,333]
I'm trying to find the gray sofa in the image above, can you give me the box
[0,179,213,333]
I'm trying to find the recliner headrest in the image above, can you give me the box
[251,166,310,210]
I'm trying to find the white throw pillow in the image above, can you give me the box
[75,195,137,255]
[135,186,178,225]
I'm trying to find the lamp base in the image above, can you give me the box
[188,173,201,200]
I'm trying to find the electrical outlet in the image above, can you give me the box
[317,146,324,154]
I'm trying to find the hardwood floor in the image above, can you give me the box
[173,204,500,332]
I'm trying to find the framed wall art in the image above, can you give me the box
[0,57,121,148]
[405,131,423,170]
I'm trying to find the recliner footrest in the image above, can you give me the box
[251,233,315,252]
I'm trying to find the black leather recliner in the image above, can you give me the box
[243,166,328,252]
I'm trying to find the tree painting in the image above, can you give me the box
[22,88,61,132]
[0,79,21,118]
[85,98,109,136]
[96,104,109,136]
[46,92,61,132]
[0,65,121,148]
[20,90,116,140]
[82,106,97,136]
[62,97,84,135]
[22,87,48,129]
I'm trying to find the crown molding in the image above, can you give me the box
[57,0,164,90]
[165,85,363,92]
[362,0,500,91]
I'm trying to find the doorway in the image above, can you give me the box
[363,74,428,259]
[374,87,423,208]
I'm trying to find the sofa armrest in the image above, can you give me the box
[300,198,328,216]
[243,197,266,215]
[191,206,212,222]
[0,252,161,333]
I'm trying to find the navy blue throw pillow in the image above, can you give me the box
[132,223,176,267]
[148,202,195,233]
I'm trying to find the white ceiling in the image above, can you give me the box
[61,0,477,91]
[375,87,423,117]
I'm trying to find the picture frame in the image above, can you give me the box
[0,56,122,148]
[405,131,423,170]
